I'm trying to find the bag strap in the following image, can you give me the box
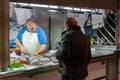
[84,14,91,27]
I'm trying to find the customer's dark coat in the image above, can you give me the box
[56,26,91,80]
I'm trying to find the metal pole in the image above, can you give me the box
[0,0,9,72]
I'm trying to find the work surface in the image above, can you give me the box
[0,45,117,80]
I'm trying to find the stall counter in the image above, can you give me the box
[0,45,117,80]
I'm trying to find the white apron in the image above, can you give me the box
[22,31,41,55]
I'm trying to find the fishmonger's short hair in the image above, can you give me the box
[26,18,37,24]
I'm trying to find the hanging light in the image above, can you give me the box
[17,3,29,6]
[64,7,73,10]
[81,9,92,12]
[73,8,80,11]
[30,4,48,8]
[49,5,59,9]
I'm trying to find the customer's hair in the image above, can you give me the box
[65,17,78,27]
[26,18,37,24]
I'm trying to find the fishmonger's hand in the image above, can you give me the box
[20,46,27,54]
[34,52,39,56]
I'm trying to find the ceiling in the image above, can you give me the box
[10,0,118,10]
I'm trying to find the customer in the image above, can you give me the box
[15,18,47,56]
[55,17,91,80]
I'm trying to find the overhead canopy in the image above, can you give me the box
[10,0,118,10]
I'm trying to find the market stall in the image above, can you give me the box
[0,0,120,80]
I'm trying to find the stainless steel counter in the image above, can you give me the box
[0,63,59,80]
[91,45,116,58]
[0,45,117,80]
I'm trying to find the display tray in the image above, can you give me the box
[91,45,116,58]
[0,62,58,75]
[0,62,59,80]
